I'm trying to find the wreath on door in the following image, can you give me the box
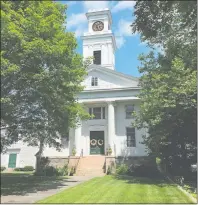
[90,139,97,146]
[98,139,103,146]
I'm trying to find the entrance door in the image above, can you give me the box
[90,131,104,155]
[8,153,17,168]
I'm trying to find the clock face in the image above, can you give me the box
[92,21,104,31]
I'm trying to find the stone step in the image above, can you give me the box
[78,163,104,166]
[76,171,105,175]
[75,173,105,176]
[77,168,104,171]
[75,156,106,176]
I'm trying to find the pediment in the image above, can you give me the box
[82,65,139,90]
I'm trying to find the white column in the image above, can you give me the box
[74,121,82,156]
[107,43,112,66]
[107,101,115,155]
[101,44,105,65]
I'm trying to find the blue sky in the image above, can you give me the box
[60,1,153,77]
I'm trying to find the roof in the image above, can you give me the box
[87,64,139,82]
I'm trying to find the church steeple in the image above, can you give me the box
[81,8,117,70]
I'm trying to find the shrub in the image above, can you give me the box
[69,167,75,176]
[34,166,59,176]
[44,166,59,176]
[57,164,68,176]
[128,164,160,178]
[116,164,128,175]
[72,146,76,156]
[1,166,6,171]
[23,166,34,171]
[14,167,23,171]
[107,166,112,175]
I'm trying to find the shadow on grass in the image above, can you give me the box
[113,174,176,188]
[1,173,77,196]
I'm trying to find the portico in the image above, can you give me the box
[72,100,116,156]
[71,96,140,157]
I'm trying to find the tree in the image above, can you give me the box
[131,1,197,176]
[1,0,89,162]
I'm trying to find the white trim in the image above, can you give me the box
[87,64,139,82]
[83,87,141,93]
[78,96,140,104]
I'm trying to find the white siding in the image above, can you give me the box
[1,141,38,168]
[115,102,147,156]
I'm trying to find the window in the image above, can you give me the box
[125,105,134,119]
[91,77,98,86]
[89,107,105,119]
[93,50,101,65]
[126,127,136,147]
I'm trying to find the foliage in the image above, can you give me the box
[69,166,75,176]
[1,166,6,171]
[132,1,197,47]
[107,166,112,175]
[1,1,90,157]
[23,166,34,171]
[14,167,23,171]
[72,146,76,156]
[128,164,160,178]
[34,166,58,176]
[115,164,128,175]
[14,166,34,171]
[106,145,112,155]
[57,164,68,176]
[131,1,197,177]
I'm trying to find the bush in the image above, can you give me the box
[107,166,112,175]
[35,164,69,176]
[14,167,23,171]
[44,166,59,176]
[69,167,75,176]
[116,164,128,175]
[57,164,68,176]
[23,166,34,171]
[14,166,34,172]
[1,166,6,171]
[128,164,160,178]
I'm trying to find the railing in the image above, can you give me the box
[75,149,83,174]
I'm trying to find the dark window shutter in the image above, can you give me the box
[93,50,101,65]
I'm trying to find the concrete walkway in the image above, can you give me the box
[1,176,95,203]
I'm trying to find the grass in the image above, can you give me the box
[37,175,195,203]
[1,171,34,175]
[183,182,197,199]
[1,172,68,196]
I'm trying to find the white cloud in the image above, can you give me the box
[67,13,87,29]
[83,1,110,11]
[117,19,133,36]
[115,36,126,49]
[112,1,136,13]
[74,26,87,37]
[115,19,137,49]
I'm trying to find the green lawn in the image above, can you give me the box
[37,175,194,203]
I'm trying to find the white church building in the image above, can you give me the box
[1,9,148,170]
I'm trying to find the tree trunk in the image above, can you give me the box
[36,139,44,174]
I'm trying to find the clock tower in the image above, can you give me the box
[81,8,117,70]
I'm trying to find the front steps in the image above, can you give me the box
[75,156,106,176]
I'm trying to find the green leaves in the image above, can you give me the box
[1,1,89,152]
[132,1,197,175]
